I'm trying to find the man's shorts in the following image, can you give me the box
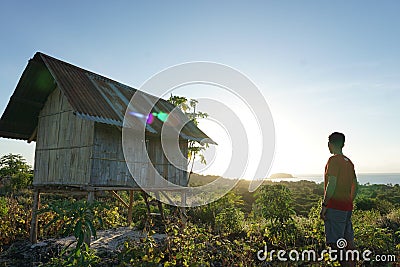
[324,208,354,246]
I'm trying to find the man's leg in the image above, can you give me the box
[324,208,349,267]
[343,211,356,267]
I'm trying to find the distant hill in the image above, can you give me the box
[269,173,294,179]
[188,173,221,186]
[186,172,323,215]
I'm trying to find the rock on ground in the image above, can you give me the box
[0,227,166,267]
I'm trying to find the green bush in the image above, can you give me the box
[254,184,297,248]
[0,196,30,249]
[188,191,244,230]
[353,210,395,255]
[38,199,107,266]
[118,222,258,266]
[0,154,33,193]
[215,206,244,233]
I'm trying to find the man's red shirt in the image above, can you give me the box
[324,154,356,211]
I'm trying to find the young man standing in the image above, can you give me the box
[320,132,358,267]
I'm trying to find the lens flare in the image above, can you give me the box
[156,111,168,122]
[146,113,154,124]
[129,111,168,125]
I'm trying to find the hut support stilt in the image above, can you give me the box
[30,189,40,244]
[85,191,95,246]
[142,191,151,217]
[110,190,129,208]
[127,190,134,224]
[154,192,165,221]
[180,192,187,224]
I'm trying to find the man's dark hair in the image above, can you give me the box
[329,132,345,148]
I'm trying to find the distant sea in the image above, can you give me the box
[269,173,400,185]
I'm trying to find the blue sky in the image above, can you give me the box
[0,1,399,176]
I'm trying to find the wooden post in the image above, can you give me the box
[127,190,134,225]
[30,189,40,244]
[110,190,129,208]
[154,191,165,221]
[180,191,187,224]
[142,191,151,217]
[87,191,95,203]
[85,191,95,247]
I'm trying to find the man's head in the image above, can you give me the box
[328,132,345,154]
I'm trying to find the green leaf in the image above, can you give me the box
[74,220,83,239]
[86,220,97,239]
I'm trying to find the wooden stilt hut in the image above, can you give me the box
[0,52,214,243]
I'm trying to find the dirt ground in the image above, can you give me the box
[0,227,166,267]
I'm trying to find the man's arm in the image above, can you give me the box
[320,175,337,220]
[351,176,358,201]
[323,175,337,205]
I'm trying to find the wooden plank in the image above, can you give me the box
[58,110,68,148]
[48,150,57,183]
[55,149,63,184]
[41,149,50,184]
[62,149,71,184]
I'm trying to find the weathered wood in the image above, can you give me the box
[87,191,95,203]
[85,191,95,247]
[142,192,151,217]
[127,191,134,224]
[154,192,165,221]
[30,190,40,243]
[110,190,129,208]
[27,127,37,143]
[33,87,190,190]
[34,87,94,186]
[160,190,178,206]
[180,192,187,224]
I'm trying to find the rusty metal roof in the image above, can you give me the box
[0,52,215,144]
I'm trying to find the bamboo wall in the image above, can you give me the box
[90,123,140,187]
[147,138,188,187]
[91,124,189,188]
[34,88,94,186]
[33,88,189,188]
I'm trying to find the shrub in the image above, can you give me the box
[215,206,244,233]
[0,154,33,193]
[38,199,106,266]
[254,184,297,248]
[0,196,29,249]
[352,210,395,255]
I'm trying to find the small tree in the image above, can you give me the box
[38,199,104,266]
[168,95,209,167]
[254,184,297,247]
[0,153,33,192]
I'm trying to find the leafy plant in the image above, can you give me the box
[254,184,297,248]
[0,153,33,192]
[0,196,29,248]
[188,190,244,229]
[168,95,209,166]
[43,243,100,267]
[38,199,106,266]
